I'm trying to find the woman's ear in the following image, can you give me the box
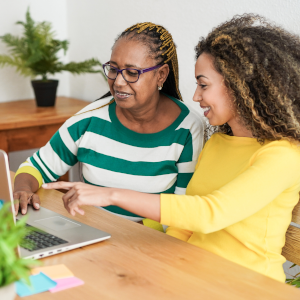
[157,64,169,86]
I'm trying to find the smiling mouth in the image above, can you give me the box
[114,91,132,99]
[202,106,211,117]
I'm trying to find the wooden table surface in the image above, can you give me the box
[10,173,300,300]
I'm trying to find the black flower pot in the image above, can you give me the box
[31,80,59,107]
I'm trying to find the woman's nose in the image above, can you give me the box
[114,71,127,87]
[193,88,202,103]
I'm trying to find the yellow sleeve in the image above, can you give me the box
[14,162,43,188]
[161,144,300,234]
[166,227,193,242]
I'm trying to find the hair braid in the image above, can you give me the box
[119,22,182,100]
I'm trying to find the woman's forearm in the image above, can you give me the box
[14,173,39,193]
[110,189,161,222]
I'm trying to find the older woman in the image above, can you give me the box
[13,22,204,229]
[45,15,300,282]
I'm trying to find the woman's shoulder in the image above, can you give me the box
[65,96,114,127]
[259,139,300,158]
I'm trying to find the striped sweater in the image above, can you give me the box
[17,95,204,220]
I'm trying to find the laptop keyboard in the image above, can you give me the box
[20,224,68,252]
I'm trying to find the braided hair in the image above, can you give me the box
[98,22,182,101]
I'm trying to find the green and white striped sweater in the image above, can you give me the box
[18,95,204,221]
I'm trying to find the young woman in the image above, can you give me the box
[13,23,204,230]
[44,14,300,282]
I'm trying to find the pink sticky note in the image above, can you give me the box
[49,277,84,293]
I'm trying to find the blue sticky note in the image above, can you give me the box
[16,272,57,297]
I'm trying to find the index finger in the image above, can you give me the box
[42,181,76,190]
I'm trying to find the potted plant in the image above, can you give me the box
[0,202,38,300]
[0,9,106,107]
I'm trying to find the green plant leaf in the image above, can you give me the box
[0,7,106,81]
[0,203,39,287]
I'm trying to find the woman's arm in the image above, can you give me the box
[42,181,161,221]
[14,173,40,214]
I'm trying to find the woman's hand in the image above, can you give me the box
[13,189,40,215]
[43,181,161,221]
[42,182,113,216]
[14,173,40,215]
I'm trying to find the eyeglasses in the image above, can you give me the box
[102,62,162,83]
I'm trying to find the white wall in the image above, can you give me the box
[66,0,300,113]
[0,0,69,103]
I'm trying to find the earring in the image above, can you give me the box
[158,83,163,91]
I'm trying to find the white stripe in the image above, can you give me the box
[176,110,205,160]
[19,160,32,169]
[80,132,184,162]
[65,97,111,128]
[39,142,72,177]
[82,163,177,193]
[32,152,56,182]
[59,126,78,156]
[177,161,197,173]
[174,187,186,195]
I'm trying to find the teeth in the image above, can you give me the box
[116,92,130,96]
[203,107,211,112]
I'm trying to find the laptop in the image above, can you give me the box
[0,149,111,259]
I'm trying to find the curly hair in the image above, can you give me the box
[195,14,300,143]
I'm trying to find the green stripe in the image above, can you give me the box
[36,151,59,180]
[176,172,193,188]
[68,118,91,142]
[50,131,78,166]
[161,182,176,194]
[84,175,176,193]
[87,117,190,147]
[103,205,142,218]
[30,156,52,183]
[78,148,177,176]
[108,101,191,146]
[178,132,193,163]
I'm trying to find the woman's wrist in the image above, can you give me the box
[109,188,124,207]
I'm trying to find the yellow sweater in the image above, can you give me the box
[161,133,300,282]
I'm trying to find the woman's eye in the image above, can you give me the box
[108,66,117,73]
[196,82,207,89]
[126,70,139,77]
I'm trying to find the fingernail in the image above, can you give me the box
[35,203,40,209]
[22,209,26,214]
[42,184,47,188]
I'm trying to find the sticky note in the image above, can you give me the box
[31,264,74,279]
[16,272,57,297]
[49,277,84,293]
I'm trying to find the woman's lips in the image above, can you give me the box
[202,106,211,117]
[114,91,132,100]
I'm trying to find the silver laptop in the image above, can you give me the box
[0,149,111,259]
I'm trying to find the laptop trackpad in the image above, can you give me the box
[35,216,81,231]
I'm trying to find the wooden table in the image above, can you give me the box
[0,97,88,153]
[0,97,88,180]
[11,174,300,300]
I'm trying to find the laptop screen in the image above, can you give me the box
[0,150,16,217]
